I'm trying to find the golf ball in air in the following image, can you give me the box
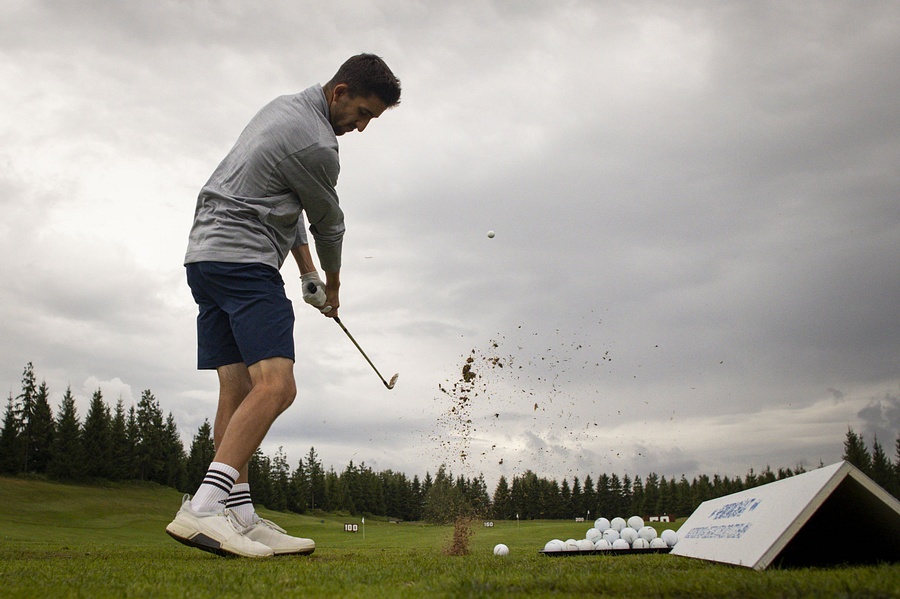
[493,543,509,556]
[487,230,495,238]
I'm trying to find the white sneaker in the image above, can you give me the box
[241,514,316,556]
[165,495,274,558]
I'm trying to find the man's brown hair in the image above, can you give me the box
[326,53,401,108]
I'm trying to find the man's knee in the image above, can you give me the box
[250,357,296,413]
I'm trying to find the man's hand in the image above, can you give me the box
[323,271,340,318]
[301,272,330,312]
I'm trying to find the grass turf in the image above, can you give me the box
[1,476,898,598]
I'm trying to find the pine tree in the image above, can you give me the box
[571,476,584,519]
[492,475,512,519]
[305,447,326,511]
[582,475,596,520]
[249,448,274,508]
[288,457,309,514]
[0,393,21,474]
[870,436,893,493]
[676,475,693,517]
[423,465,468,523]
[643,473,660,516]
[27,381,55,474]
[109,398,131,481]
[81,389,112,479]
[16,363,37,473]
[124,406,140,480]
[595,473,612,517]
[544,479,562,519]
[48,386,84,480]
[559,479,572,518]
[268,447,290,511]
[162,413,187,491]
[136,390,166,483]
[842,427,872,475]
[323,467,340,512]
[186,420,215,491]
[895,434,900,498]
[630,475,645,516]
[608,474,624,516]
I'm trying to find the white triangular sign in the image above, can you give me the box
[671,461,900,570]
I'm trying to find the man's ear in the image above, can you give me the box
[330,83,349,102]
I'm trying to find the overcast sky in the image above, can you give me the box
[2,1,898,490]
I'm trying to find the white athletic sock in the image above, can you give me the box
[190,462,239,513]
[226,483,256,525]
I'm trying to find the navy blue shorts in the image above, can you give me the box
[186,262,295,370]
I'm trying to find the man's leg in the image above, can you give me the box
[184,363,252,514]
[214,362,254,483]
[213,359,316,555]
[212,356,296,472]
[166,358,294,558]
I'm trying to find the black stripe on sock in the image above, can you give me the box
[207,468,236,483]
[202,472,235,495]
[226,491,252,506]
[227,497,254,508]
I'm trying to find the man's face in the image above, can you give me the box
[328,84,388,136]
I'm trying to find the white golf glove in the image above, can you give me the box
[300,272,328,311]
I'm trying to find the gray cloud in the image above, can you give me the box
[1,0,897,487]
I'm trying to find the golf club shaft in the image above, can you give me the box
[333,317,393,389]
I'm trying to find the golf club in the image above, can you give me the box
[306,282,398,390]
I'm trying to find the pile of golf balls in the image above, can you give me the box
[542,515,679,553]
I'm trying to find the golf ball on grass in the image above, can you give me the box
[601,528,620,543]
[638,526,658,542]
[594,517,610,532]
[493,543,509,556]
[661,529,679,547]
[620,527,639,545]
[487,230,495,238]
[543,539,564,552]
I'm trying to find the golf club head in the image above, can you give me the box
[386,373,399,389]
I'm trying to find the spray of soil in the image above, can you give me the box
[430,321,613,481]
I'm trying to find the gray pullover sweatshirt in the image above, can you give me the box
[185,84,344,273]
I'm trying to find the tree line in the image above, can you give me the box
[2,363,898,522]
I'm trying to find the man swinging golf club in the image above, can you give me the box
[166,54,401,558]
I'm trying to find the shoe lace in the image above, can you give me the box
[254,517,287,534]
[224,509,247,533]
